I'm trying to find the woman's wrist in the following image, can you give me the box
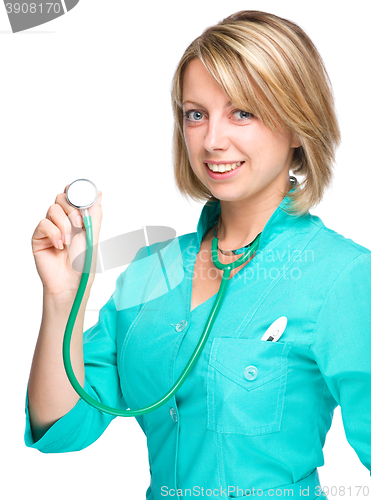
[42,286,91,309]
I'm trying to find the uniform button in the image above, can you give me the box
[244,365,258,380]
[170,407,178,422]
[175,320,188,332]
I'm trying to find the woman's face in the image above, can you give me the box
[182,58,301,203]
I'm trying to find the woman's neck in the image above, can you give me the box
[216,180,292,250]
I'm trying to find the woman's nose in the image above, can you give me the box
[202,117,230,151]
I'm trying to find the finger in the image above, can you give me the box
[32,218,65,250]
[45,204,72,245]
[86,191,102,218]
[54,191,85,229]
[82,191,103,240]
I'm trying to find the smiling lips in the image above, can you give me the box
[205,161,244,173]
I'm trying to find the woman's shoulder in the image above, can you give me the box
[304,212,371,282]
[306,212,371,257]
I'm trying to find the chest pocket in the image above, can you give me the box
[207,338,291,436]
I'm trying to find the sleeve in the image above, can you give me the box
[310,251,371,475]
[24,277,128,454]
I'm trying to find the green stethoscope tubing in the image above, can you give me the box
[62,214,262,417]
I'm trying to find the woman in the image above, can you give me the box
[25,10,371,499]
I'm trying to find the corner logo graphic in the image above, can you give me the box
[4,0,79,32]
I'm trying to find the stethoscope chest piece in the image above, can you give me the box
[66,178,98,210]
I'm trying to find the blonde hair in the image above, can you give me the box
[170,10,341,216]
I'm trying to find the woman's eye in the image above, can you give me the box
[234,110,253,121]
[183,110,204,122]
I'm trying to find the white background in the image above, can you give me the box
[1,0,370,498]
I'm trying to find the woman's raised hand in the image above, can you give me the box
[31,184,103,298]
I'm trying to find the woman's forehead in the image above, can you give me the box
[182,59,232,103]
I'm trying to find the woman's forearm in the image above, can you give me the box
[27,289,90,439]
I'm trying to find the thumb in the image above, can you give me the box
[83,191,102,283]
[85,191,103,247]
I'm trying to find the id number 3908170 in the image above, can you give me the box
[315,485,370,497]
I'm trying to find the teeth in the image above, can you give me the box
[206,161,243,172]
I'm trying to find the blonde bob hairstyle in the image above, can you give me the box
[170,10,341,216]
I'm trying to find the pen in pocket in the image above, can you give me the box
[260,316,287,342]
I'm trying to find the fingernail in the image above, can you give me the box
[65,233,71,245]
[76,215,83,227]
[58,239,64,250]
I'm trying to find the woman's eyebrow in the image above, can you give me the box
[182,100,233,107]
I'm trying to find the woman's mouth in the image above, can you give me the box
[204,161,244,180]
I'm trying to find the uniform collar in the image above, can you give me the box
[195,185,303,252]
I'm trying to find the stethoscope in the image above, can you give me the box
[63,178,261,416]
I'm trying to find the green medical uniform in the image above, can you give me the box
[24,187,371,499]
